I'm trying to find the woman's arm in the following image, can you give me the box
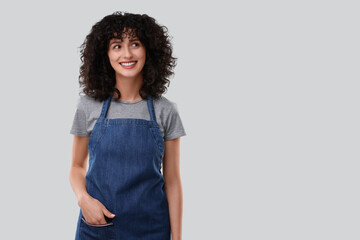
[163,137,183,240]
[68,135,90,206]
[69,135,116,224]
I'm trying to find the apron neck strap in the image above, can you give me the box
[99,94,112,120]
[146,90,157,122]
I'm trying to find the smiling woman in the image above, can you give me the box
[69,11,186,240]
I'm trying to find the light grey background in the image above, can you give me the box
[0,0,358,239]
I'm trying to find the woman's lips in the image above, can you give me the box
[119,61,137,69]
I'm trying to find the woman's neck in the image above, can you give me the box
[113,75,143,102]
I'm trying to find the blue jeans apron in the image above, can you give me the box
[75,92,171,240]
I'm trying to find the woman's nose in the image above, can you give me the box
[123,46,133,58]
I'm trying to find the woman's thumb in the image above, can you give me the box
[103,208,116,218]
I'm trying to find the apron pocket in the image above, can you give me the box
[79,216,115,239]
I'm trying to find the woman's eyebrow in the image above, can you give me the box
[111,38,139,44]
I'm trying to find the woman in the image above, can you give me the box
[69,11,186,240]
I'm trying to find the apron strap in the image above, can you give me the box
[99,95,112,120]
[146,91,156,122]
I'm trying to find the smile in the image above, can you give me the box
[120,61,137,69]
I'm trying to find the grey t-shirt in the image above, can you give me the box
[70,95,187,141]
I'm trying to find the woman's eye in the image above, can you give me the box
[113,42,140,49]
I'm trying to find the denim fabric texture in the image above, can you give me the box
[75,91,171,240]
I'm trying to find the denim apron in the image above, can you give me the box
[75,92,171,240]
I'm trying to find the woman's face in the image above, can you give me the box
[107,33,146,80]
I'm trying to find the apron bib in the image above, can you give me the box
[75,92,171,240]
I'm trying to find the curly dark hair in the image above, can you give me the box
[77,11,177,102]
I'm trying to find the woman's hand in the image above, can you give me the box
[79,194,116,225]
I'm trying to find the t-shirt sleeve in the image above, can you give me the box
[164,102,187,141]
[70,97,89,137]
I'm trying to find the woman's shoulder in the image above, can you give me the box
[75,94,103,113]
[153,95,186,140]
[153,95,180,114]
[78,94,102,103]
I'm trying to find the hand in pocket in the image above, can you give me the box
[79,194,116,225]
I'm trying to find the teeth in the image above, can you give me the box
[120,61,136,66]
